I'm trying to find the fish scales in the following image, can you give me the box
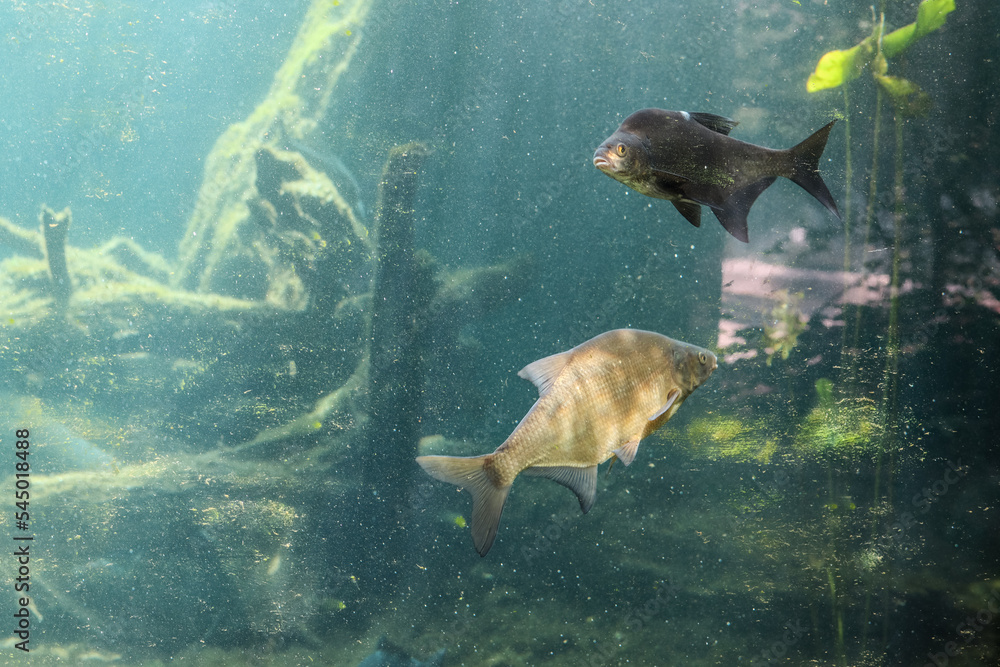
[498,346,673,476]
[417,329,716,556]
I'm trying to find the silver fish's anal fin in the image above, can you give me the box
[649,388,681,422]
[523,464,598,514]
[612,437,640,467]
[416,454,511,557]
[518,350,572,396]
[671,200,702,228]
[713,176,777,243]
[688,112,739,136]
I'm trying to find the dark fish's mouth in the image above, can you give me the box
[593,155,612,170]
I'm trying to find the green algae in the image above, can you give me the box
[175,0,374,294]
[793,378,883,460]
[681,414,780,463]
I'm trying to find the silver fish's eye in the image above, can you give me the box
[616,143,627,156]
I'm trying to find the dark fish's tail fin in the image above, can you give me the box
[416,454,511,557]
[788,121,841,220]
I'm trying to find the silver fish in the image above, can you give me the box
[417,328,717,556]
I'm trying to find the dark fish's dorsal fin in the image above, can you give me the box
[613,437,640,466]
[712,177,777,243]
[518,350,572,396]
[523,465,598,514]
[689,112,739,136]
[670,200,702,228]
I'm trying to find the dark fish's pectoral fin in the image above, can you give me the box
[416,454,511,557]
[788,120,841,220]
[648,388,681,422]
[524,465,598,514]
[612,437,641,467]
[671,200,702,227]
[518,350,572,397]
[713,177,777,243]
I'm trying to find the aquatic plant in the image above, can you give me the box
[806,19,957,654]
[806,0,954,99]
[763,289,808,366]
[807,0,955,364]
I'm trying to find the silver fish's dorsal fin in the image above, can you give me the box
[648,388,681,422]
[689,112,739,136]
[517,350,572,396]
[523,465,598,513]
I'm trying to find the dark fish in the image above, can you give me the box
[417,329,717,556]
[593,108,840,242]
[357,636,445,667]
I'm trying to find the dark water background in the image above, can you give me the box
[0,0,998,665]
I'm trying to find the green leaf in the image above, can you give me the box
[881,24,917,59]
[915,0,956,40]
[874,74,933,116]
[807,0,955,92]
[806,40,873,92]
[883,0,955,58]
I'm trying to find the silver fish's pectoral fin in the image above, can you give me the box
[648,388,681,422]
[612,437,640,467]
[523,465,598,514]
[518,350,572,396]
[416,455,511,557]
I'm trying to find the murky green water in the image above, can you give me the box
[0,1,997,665]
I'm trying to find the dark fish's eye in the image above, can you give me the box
[616,143,627,156]
[698,352,707,364]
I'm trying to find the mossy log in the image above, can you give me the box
[0,197,368,446]
[346,142,433,598]
[39,205,73,308]
[174,0,373,294]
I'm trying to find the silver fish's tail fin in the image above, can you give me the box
[788,120,841,220]
[416,454,511,557]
